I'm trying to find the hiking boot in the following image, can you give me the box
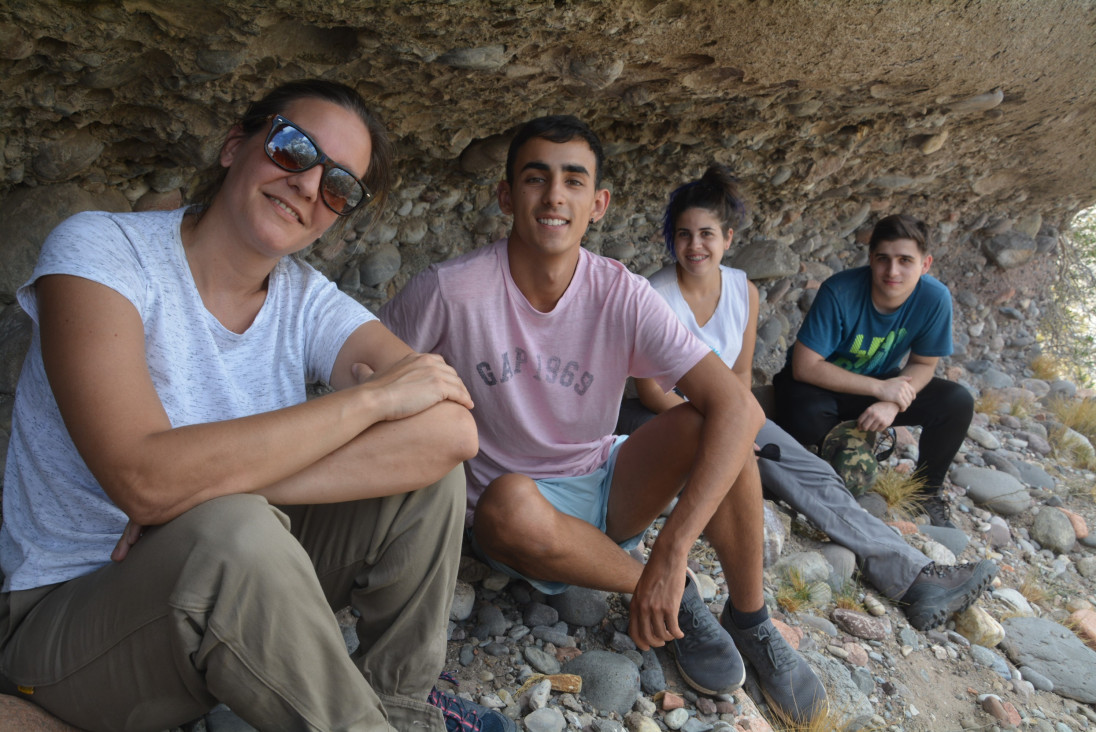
[901,560,998,631]
[922,494,957,529]
[428,685,517,732]
[720,609,828,725]
[668,574,745,695]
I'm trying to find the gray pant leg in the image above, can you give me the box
[282,465,465,732]
[755,420,929,599]
[0,494,391,732]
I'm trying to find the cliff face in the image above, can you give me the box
[0,1,1093,379]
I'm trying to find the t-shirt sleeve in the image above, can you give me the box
[298,268,376,385]
[379,266,447,354]
[909,284,954,357]
[628,279,709,392]
[795,279,846,358]
[16,211,148,323]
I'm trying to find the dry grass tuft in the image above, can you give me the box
[1049,423,1096,471]
[1018,570,1049,609]
[833,581,865,613]
[869,467,927,522]
[773,705,885,732]
[1029,353,1062,381]
[1048,396,1096,445]
[974,389,1005,417]
[776,568,813,613]
[1007,394,1036,418]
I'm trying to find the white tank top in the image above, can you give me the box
[648,263,750,370]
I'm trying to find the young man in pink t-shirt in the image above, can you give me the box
[382,116,825,724]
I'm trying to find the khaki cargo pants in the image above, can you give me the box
[0,466,465,732]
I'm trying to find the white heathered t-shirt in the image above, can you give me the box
[381,238,709,524]
[0,208,374,592]
[648,263,751,371]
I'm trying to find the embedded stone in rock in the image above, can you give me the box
[947,88,1004,113]
[982,231,1038,269]
[954,605,1004,647]
[359,244,401,287]
[991,588,1035,617]
[1014,461,1056,490]
[728,239,799,280]
[451,579,475,621]
[819,543,856,592]
[0,183,129,298]
[1000,616,1096,703]
[524,601,559,628]
[524,646,562,675]
[761,500,785,568]
[1070,607,1096,651]
[774,551,830,586]
[548,586,609,627]
[831,608,891,641]
[32,129,104,182]
[1057,507,1089,539]
[1030,506,1077,554]
[459,133,511,174]
[524,706,565,732]
[800,650,874,730]
[967,425,1001,450]
[950,466,1031,516]
[917,525,969,558]
[437,45,509,70]
[561,650,641,717]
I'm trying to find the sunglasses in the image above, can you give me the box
[263,115,372,216]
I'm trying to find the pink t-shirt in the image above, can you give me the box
[382,238,708,521]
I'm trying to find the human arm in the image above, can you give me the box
[856,352,938,431]
[40,275,474,527]
[730,280,759,391]
[634,377,685,414]
[791,341,917,408]
[628,352,765,647]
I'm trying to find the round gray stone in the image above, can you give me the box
[548,587,609,627]
[561,650,641,717]
[1031,507,1076,554]
[950,466,1031,516]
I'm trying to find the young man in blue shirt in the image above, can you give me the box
[774,214,974,528]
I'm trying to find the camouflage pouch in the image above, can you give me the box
[819,420,878,497]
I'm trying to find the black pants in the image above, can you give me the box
[772,365,973,494]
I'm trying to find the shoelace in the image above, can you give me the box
[678,582,721,643]
[754,623,797,672]
[429,673,487,732]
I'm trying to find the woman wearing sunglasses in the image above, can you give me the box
[0,80,482,731]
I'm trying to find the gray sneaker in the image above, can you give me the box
[720,609,828,725]
[668,575,745,695]
[901,560,998,630]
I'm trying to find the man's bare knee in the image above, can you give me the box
[474,476,560,562]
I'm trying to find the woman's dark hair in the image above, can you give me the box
[662,164,747,260]
[189,79,393,234]
[868,214,931,254]
[505,115,605,187]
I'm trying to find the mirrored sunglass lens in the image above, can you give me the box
[267,125,318,171]
[323,169,364,213]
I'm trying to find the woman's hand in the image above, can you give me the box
[111,520,144,562]
[353,352,474,421]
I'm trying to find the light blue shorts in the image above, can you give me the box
[473,435,645,595]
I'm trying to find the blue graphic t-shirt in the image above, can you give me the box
[796,266,953,376]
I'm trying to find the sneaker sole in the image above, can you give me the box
[668,641,746,695]
[906,561,998,631]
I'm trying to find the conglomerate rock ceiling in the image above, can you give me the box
[0,1,1094,319]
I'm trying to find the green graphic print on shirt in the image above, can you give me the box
[833,327,908,374]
